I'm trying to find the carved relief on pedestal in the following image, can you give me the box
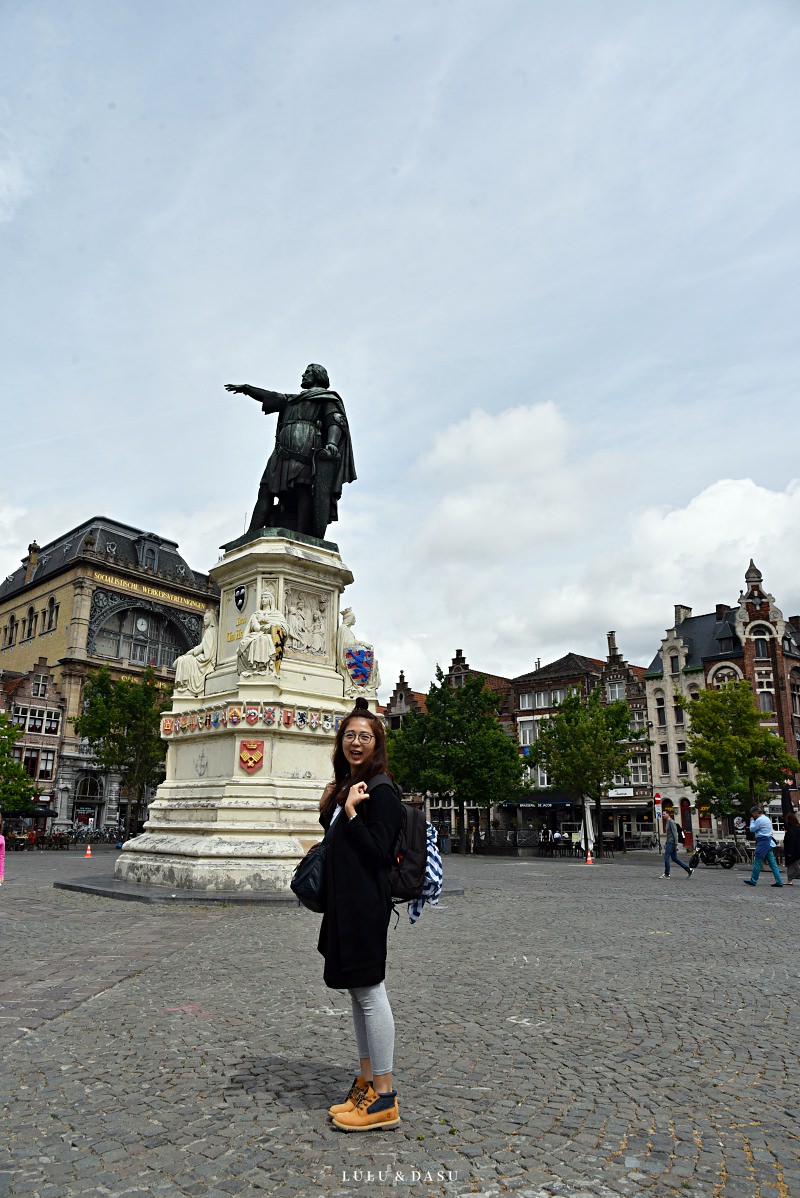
[283,587,330,657]
[237,586,290,677]
[336,607,381,698]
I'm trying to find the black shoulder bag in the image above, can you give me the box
[290,821,332,912]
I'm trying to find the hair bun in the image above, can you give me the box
[353,697,369,712]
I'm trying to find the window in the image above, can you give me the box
[755,638,769,660]
[659,748,670,775]
[670,655,680,674]
[46,597,59,631]
[673,701,684,726]
[38,749,55,780]
[630,709,646,731]
[792,681,800,717]
[12,745,23,765]
[519,692,533,710]
[677,741,688,775]
[44,711,61,735]
[550,688,565,706]
[32,674,48,697]
[27,709,44,733]
[607,682,626,702]
[23,747,39,778]
[630,755,649,785]
[518,720,535,747]
[11,705,28,728]
[23,606,37,640]
[758,690,775,713]
[6,614,18,646]
[655,694,666,727]
[451,674,464,688]
[535,691,548,709]
[537,766,550,787]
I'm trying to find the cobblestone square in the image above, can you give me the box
[0,847,797,1197]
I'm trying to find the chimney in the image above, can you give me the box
[790,616,800,633]
[23,541,40,585]
[715,604,728,620]
[607,630,619,658]
[674,604,692,626]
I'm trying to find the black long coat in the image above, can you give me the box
[317,781,402,989]
[783,824,800,866]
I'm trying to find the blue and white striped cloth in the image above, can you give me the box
[407,822,443,925]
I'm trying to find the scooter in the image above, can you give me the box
[689,841,736,869]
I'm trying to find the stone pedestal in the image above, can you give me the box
[114,530,373,893]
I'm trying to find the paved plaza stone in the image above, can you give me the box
[0,846,797,1197]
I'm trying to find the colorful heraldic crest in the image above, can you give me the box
[345,645,374,688]
[245,703,261,726]
[228,705,243,726]
[239,739,265,773]
[263,706,276,726]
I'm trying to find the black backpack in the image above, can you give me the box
[366,774,428,901]
[676,823,685,844]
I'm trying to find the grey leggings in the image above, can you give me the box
[348,983,395,1076]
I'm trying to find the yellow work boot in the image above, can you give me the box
[332,1086,400,1132]
[328,1075,371,1119]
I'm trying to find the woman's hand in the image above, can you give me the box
[344,781,368,820]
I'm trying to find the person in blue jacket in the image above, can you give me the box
[744,805,783,888]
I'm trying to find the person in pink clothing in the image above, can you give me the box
[0,820,5,886]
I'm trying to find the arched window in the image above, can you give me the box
[76,775,102,799]
[7,614,17,645]
[751,624,772,660]
[46,597,59,631]
[24,606,37,639]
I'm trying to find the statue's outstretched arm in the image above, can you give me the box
[224,384,287,413]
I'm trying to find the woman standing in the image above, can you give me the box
[783,811,800,886]
[318,697,402,1132]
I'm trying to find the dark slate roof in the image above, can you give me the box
[513,653,604,686]
[645,609,741,675]
[0,516,209,601]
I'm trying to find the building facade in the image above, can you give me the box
[0,517,217,829]
[0,658,67,825]
[643,562,800,839]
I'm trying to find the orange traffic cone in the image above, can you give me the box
[585,848,594,865]
[85,843,92,859]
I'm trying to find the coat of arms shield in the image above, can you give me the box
[345,646,374,687]
[234,584,247,612]
[239,739,264,773]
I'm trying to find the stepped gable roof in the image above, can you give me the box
[513,652,604,686]
[646,608,741,675]
[0,516,210,601]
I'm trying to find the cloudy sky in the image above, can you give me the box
[2,0,799,696]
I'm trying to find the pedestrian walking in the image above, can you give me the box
[0,820,5,886]
[660,811,693,879]
[783,812,800,886]
[743,805,784,888]
[318,697,403,1132]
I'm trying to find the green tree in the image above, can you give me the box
[0,713,37,817]
[73,666,171,839]
[387,668,524,852]
[677,680,800,819]
[531,688,640,858]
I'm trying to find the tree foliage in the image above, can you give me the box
[677,680,800,816]
[0,713,37,816]
[73,666,170,837]
[387,668,524,847]
[530,689,640,857]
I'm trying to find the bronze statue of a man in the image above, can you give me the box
[225,364,356,540]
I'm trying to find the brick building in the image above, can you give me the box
[0,659,67,826]
[643,561,800,840]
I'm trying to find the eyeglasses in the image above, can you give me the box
[343,731,375,744]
